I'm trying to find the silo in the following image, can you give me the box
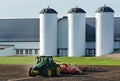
[68,7,86,57]
[39,7,58,56]
[95,5,114,56]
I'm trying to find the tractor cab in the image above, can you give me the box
[35,56,54,64]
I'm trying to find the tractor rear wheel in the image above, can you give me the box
[28,67,36,77]
[54,65,60,76]
[45,68,52,77]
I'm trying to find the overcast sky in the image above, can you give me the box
[0,0,120,19]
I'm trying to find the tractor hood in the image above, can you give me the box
[34,62,45,68]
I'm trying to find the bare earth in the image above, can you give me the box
[0,65,119,81]
[0,54,120,81]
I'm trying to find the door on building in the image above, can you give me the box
[57,49,68,56]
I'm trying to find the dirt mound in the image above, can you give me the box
[0,65,120,81]
[100,53,120,59]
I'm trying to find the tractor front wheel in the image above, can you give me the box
[28,67,36,77]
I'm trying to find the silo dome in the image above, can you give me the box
[95,5,114,57]
[40,8,58,14]
[95,5,114,13]
[39,7,58,56]
[68,7,86,13]
[68,7,86,57]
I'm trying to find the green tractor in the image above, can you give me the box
[28,56,60,77]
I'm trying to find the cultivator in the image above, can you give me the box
[60,64,80,74]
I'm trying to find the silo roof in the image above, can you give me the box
[96,5,114,13]
[68,7,86,13]
[40,8,58,14]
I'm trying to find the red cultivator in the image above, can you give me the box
[60,64,80,74]
[60,64,105,74]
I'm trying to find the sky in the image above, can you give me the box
[0,0,120,19]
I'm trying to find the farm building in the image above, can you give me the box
[0,6,120,57]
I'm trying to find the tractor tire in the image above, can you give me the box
[43,69,46,77]
[54,65,61,76]
[45,68,52,77]
[28,67,36,77]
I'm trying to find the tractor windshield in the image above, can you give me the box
[36,56,53,64]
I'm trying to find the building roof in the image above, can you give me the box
[68,7,86,13]
[86,17,120,41]
[96,5,114,13]
[40,8,58,14]
[0,18,39,42]
[0,17,119,42]
[0,45,14,49]
[58,16,67,22]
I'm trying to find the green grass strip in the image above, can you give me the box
[0,56,120,66]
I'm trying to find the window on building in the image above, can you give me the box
[29,49,32,54]
[16,49,20,54]
[25,49,28,54]
[88,49,92,54]
[0,48,4,50]
[35,49,38,54]
[20,49,23,54]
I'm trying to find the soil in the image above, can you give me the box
[0,65,120,81]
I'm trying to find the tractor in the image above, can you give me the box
[28,56,60,77]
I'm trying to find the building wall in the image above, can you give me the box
[86,41,95,56]
[4,46,15,56]
[14,42,39,55]
[57,17,68,48]
[0,42,39,56]
[57,17,68,56]
[0,49,5,56]
[0,41,119,56]
[0,46,14,56]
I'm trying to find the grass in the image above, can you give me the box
[0,56,36,65]
[0,56,120,66]
[54,57,120,66]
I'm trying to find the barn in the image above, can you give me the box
[0,6,120,56]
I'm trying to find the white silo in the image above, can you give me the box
[95,5,114,56]
[39,7,58,56]
[68,7,86,57]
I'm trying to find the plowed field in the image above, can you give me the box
[0,65,120,81]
